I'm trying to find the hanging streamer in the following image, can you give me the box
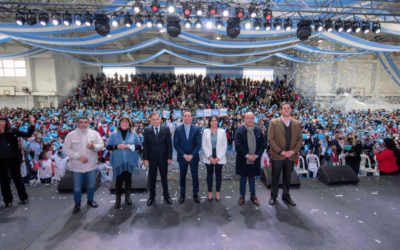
[376,52,400,87]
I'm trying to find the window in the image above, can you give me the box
[174,67,206,76]
[102,67,136,78]
[0,60,26,77]
[243,68,274,82]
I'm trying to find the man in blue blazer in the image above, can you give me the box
[174,111,202,204]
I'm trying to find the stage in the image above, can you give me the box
[1,152,400,250]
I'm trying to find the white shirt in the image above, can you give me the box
[282,117,291,127]
[153,125,160,135]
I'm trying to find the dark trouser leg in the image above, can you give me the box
[348,162,361,175]
[282,159,295,199]
[179,161,189,196]
[271,159,284,199]
[0,158,12,203]
[40,178,52,183]
[149,165,158,197]
[85,170,96,202]
[190,161,199,196]
[72,171,85,204]
[124,171,132,190]
[205,164,214,192]
[115,172,124,194]
[8,156,28,202]
[158,164,169,197]
[215,164,223,192]
[239,175,247,196]
[248,176,256,196]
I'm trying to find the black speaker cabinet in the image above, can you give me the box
[260,166,300,189]
[317,165,359,185]
[57,170,102,193]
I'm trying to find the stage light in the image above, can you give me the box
[335,19,343,32]
[85,14,93,26]
[284,19,292,31]
[183,3,191,16]
[222,8,229,17]
[94,14,110,36]
[27,14,37,26]
[249,5,257,18]
[75,15,83,26]
[361,22,370,34]
[209,5,217,15]
[254,19,261,30]
[344,21,352,33]
[195,18,202,29]
[244,20,251,30]
[215,19,223,29]
[167,16,181,37]
[236,7,244,18]
[124,14,132,27]
[314,20,323,32]
[372,22,381,34]
[263,8,272,21]
[133,2,141,13]
[196,5,203,16]
[206,19,212,28]
[324,19,333,32]
[184,19,192,29]
[274,19,282,31]
[352,22,361,33]
[111,17,119,27]
[167,0,176,14]
[296,20,312,41]
[63,14,72,26]
[226,17,241,39]
[15,13,25,26]
[146,18,153,28]
[150,0,160,12]
[39,13,49,26]
[135,17,143,27]
[156,16,164,28]
[264,21,271,31]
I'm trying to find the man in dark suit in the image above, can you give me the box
[235,112,267,206]
[143,112,173,206]
[174,111,202,204]
[267,102,303,207]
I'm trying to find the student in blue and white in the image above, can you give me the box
[105,116,142,209]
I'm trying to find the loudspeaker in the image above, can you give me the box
[109,169,148,193]
[57,170,102,193]
[317,165,359,185]
[260,167,301,189]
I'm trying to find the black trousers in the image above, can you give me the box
[348,161,361,175]
[149,163,169,197]
[205,164,223,192]
[271,158,295,199]
[0,156,28,203]
[115,171,132,194]
[40,178,52,183]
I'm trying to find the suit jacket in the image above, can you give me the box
[201,128,227,164]
[173,124,202,163]
[143,125,172,165]
[267,117,303,161]
[235,125,267,177]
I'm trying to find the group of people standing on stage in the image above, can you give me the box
[1,102,303,212]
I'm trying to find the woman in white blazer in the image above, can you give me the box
[202,116,227,202]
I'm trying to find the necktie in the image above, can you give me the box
[185,125,190,140]
[155,127,159,136]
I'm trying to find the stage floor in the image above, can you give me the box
[1,152,400,250]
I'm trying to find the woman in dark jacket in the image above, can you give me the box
[344,132,362,175]
[0,115,36,207]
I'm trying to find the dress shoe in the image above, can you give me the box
[282,197,296,206]
[125,188,133,205]
[238,195,245,206]
[194,195,201,204]
[250,196,260,206]
[179,195,185,204]
[5,202,12,208]
[215,198,220,202]
[21,199,29,204]
[269,198,276,206]
[87,200,99,208]
[114,194,121,209]
[164,196,172,204]
[73,203,81,213]
[147,196,155,206]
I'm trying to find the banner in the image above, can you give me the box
[220,109,228,116]
[174,110,182,119]
[163,110,170,118]
[211,109,220,116]
[196,110,204,117]
[204,109,212,117]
